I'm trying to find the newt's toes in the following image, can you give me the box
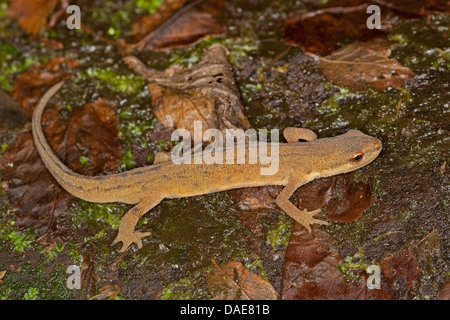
[113,230,151,252]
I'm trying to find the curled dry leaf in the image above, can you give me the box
[0,98,121,246]
[208,260,278,300]
[308,38,415,91]
[125,44,250,136]
[9,0,59,35]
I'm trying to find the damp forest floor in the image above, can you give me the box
[0,0,449,300]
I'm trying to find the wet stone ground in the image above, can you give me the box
[0,0,449,300]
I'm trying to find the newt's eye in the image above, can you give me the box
[351,152,364,163]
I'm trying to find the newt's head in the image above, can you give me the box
[334,129,382,173]
[315,129,382,177]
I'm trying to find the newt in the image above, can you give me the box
[32,81,382,252]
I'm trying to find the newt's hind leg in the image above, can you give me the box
[113,195,163,252]
[283,127,317,143]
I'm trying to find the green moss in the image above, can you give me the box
[0,43,44,91]
[79,155,91,167]
[79,67,146,95]
[135,0,164,15]
[389,14,450,70]
[169,36,258,68]
[266,214,293,250]
[161,276,211,300]
[119,118,156,149]
[23,287,39,300]
[70,200,127,230]
[120,149,136,171]
[0,263,74,300]
[337,250,369,280]
[0,143,8,154]
[7,230,35,252]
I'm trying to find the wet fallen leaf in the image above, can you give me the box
[284,1,384,55]
[9,0,58,35]
[437,282,450,300]
[374,0,450,16]
[282,225,392,299]
[131,0,225,51]
[88,284,121,300]
[131,0,190,41]
[229,186,283,211]
[208,260,278,300]
[0,98,121,246]
[125,44,250,136]
[284,0,449,55]
[10,57,80,114]
[381,248,420,291]
[308,38,415,91]
[0,89,29,133]
[296,173,375,223]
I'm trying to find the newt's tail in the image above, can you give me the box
[31,81,106,202]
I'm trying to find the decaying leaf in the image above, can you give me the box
[10,57,80,114]
[0,98,121,246]
[284,0,449,55]
[308,38,415,91]
[438,282,450,300]
[208,260,278,300]
[381,248,420,291]
[88,284,121,300]
[0,89,29,134]
[284,2,384,55]
[125,44,250,136]
[132,0,189,40]
[282,225,392,300]
[130,0,225,50]
[374,0,450,16]
[9,0,58,35]
[296,173,375,223]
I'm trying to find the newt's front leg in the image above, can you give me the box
[276,176,328,232]
[113,195,163,252]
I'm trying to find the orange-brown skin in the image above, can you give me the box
[32,81,382,252]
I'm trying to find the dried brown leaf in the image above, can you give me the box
[381,248,420,291]
[125,44,250,136]
[132,0,190,40]
[282,225,393,300]
[10,57,80,114]
[133,0,225,51]
[208,260,278,300]
[0,98,121,246]
[309,38,415,91]
[296,173,375,223]
[438,282,450,300]
[9,0,58,35]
